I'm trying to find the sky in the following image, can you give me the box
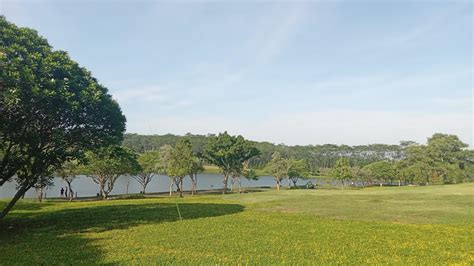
[1,0,473,147]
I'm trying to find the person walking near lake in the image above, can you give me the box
[65,188,68,198]
[60,187,64,197]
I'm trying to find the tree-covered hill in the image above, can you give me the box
[123,133,404,173]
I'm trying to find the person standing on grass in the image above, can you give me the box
[65,188,68,198]
[60,187,64,197]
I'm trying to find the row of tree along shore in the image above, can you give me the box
[45,132,474,204]
[122,133,474,187]
[1,16,473,221]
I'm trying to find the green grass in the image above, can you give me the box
[1,184,473,264]
[202,165,222,174]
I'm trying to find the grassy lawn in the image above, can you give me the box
[1,184,473,264]
[202,165,222,174]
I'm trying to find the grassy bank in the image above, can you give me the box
[202,165,222,174]
[202,165,326,179]
[1,183,473,264]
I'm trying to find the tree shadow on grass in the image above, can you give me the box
[0,202,245,264]
[0,200,55,211]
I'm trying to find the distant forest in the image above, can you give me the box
[123,133,407,173]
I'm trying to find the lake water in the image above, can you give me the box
[0,174,334,199]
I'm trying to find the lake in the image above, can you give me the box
[0,174,335,199]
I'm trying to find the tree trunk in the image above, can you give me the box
[276,179,281,191]
[169,178,173,196]
[67,181,74,201]
[179,178,184,198]
[100,180,107,200]
[291,177,298,188]
[222,174,229,195]
[190,174,197,196]
[142,183,147,194]
[398,179,401,187]
[238,176,242,193]
[0,183,31,219]
[97,177,105,198]
[230,177,235,192]
[195,175,198,195]
[36,187,44,203]
[174,178,180,192]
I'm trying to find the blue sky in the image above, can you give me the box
[2,0,473,146]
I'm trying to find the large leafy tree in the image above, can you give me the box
[287,159,310,188]
[426,134,469,184]
[189,154,204,196]
[426,133,468,164]
[393,160,409,186]
[242,160,259,184]
[331,157,353,189]
[167,139,194,197]
[399,133,471,185]
[83,146,141,200]
[266,151,289,190]
[405,162,431,184]
[204,132,259,194]
[134,150,160,194]
[158,144,175,196]
[362,161,396,186]
[0,17,125,218]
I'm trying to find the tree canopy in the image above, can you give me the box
[82,146,141,200]
[189,154,205,195]
[204,132,259,194]
[287,159,310,188]
[135,150,161,193]
[362,161,396,185]
[266,151,289,190]
[0,16,125,218]
[331,157,353,189]
[400,133,471,185]
[167,139,194,197]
